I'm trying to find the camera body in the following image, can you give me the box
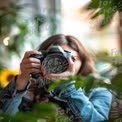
[30,45,75,78]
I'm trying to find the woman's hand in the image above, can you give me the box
[16,50,42,90]
[42,57,75,81]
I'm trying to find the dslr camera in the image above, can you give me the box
[30,45,75,78]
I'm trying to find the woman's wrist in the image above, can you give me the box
[15,74,29,90]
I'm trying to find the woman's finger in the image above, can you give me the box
[24,50,40,58]
[22,63,41,69]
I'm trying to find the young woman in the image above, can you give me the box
[0,34,112,122]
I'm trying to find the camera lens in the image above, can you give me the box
[42,54,69,74]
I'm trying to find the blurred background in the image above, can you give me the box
[0,0,122,87]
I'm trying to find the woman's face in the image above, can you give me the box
[61,44,82,75]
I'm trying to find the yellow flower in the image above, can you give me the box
[0,69,19,88]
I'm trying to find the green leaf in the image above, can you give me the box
[111,73,122,92]
[87,0,122,27]
[75,76,85,90]
[0,103,57,122]
[48,79,69,91]
[88,0,101,9]
[84,75,95,93]
[48,75,85,91]
[59,84,73,96]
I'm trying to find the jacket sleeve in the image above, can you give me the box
[54,82,112,122]
[69,87,112,122]
[0,77,26,115]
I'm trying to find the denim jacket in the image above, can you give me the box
[0,77,112,122]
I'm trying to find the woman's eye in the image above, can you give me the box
[71,56,75,62]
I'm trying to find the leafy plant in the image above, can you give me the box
[48,74,110,95]
[0,103,71,122]
[87,0,122,28]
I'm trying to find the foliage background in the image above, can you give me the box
[0,0,122,122]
